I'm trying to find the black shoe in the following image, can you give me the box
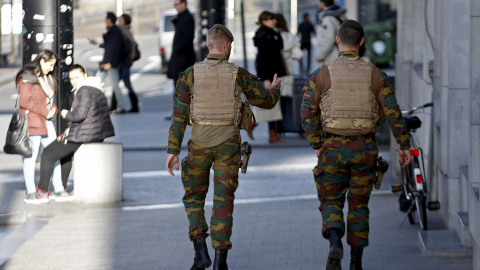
[110,94,117,111]
[190,238,211,270]
[212,249,229,270]
[349,246,363,270]
[128,93,139,113]
[327,229,343,270]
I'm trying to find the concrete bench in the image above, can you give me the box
[73,142,123,204]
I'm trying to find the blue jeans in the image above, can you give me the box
[23,120,63,194]
[119,65,135,95]
[100,67,124,109]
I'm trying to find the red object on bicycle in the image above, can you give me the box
[416,175,423,184]
[410,149,420,156]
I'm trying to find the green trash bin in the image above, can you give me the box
[364,19,396,66]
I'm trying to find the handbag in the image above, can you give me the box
[132,43,141,62]
[292,43,304,60]
[3,86,31,156]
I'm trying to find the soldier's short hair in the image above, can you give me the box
[207,24,233,50]
[338,20,364,47]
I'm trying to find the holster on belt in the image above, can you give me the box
[239,141,252,174]
[375,156,389,190]
[239,102,255,130]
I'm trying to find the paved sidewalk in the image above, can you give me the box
[0,191,473,270]
[0,86,473,269]
[0,8,473,270]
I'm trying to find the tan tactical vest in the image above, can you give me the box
[320,58,379,130]
[191,59,242,126]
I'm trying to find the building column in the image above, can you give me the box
[469,0,480,268]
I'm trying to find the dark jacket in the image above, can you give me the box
[167,9,196,81]
[298,20,315,46]
[253,25,287,81]
[120,25,136,68]
[101,25,125,68]
[18,73,58,136]
[65,84,115,143]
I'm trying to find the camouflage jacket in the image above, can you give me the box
[301,50,411,150]
[167,54,280,155]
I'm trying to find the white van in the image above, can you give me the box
[158,8,196,74]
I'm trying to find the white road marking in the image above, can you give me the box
[122,163,317,179]
[122,194,318,211]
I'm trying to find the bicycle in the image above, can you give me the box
[392,102,433,230]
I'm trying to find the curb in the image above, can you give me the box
[122,141,310,152]
[0,212,28,226]
[0,73,14,86]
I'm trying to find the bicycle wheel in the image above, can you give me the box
[415,191,428,230]
[401,164,416,224]
[407,197,415,224]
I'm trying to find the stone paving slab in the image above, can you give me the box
[0,194,473,270]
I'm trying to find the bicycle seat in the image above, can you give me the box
[405,116,422,130]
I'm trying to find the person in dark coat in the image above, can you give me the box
[165,0,196,120]
[167,0,196,87]
[298,12,316,75]
[118,13,140,113]
[250,10,287,143]
[36,64,115,203]
[90,12,127,113]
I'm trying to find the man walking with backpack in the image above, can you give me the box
[118,13,140,113]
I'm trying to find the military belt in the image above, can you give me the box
[195,120,234,126]
[324,132,375,141]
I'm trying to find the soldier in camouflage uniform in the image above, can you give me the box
[166,24,281,270]
[301,20,411,270]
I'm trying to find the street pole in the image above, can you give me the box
[198,0,226,60]
[240,0,247,69]
[117,0,123,16]
[22,0,74,134]
[291,0,297,34]
[132,0,139,35]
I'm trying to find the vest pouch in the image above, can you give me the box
[239,102,255,130]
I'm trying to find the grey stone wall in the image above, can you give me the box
[397,0,479,268]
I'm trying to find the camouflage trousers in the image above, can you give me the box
[181,135,241,250]
[313,134,378,247]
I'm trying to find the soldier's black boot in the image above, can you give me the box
[212,249,229,270]
[349,246,363,270]
[190,238,211,270]
[326,229,343,270]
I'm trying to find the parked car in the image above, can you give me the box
[158,8,196,74]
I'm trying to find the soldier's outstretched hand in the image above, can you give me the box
[398,149,411,168]
[271,73,282,89]
[166,153,179,176]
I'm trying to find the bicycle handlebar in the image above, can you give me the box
[402,102,433,115]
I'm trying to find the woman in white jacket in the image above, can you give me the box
[275,13,302,98]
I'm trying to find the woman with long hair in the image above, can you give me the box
[17,49,63,204]
[250,10,287,143]
[275,13,302,84]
